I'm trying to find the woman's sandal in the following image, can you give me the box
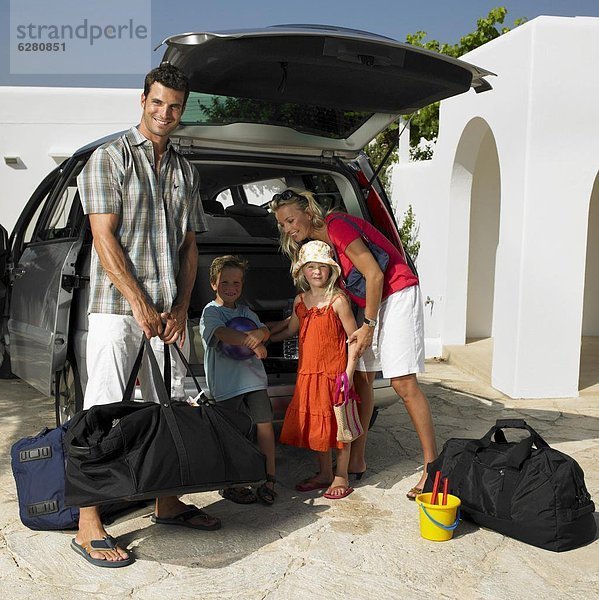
[256,474,277,506]
[323,485,354,500]
[406,486,423,501]
[220,486,257,504]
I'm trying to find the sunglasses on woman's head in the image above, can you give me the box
[273,189,303,202]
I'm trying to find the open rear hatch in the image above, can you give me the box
[159,24,494,156]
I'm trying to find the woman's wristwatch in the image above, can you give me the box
[363,316,377,328]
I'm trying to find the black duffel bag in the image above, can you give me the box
[424,419,596,551]
[64,337,266,507]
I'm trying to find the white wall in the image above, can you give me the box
[392,16,599,398]
[0,87,140,234]
[392,159,444,357]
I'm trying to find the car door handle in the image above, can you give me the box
[13,267,26,279]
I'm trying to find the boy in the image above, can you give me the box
[200,255,276,505]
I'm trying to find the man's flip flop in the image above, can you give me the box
[150,505,222,530]
[71,536,134,568]
[323,486,354,500]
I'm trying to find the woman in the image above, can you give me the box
[270,189,437,499]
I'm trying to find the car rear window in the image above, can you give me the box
[182,92,373,140]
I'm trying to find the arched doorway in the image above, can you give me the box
[444,118,500,382]
[466,129,501,340]
[579,172,599,393]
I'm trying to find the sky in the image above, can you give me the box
[2,0,599,88]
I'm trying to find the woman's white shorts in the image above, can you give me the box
[356,285,425,379]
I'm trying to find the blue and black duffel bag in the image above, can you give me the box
[11,423,143,530]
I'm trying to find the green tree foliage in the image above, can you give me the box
[405,7,526,153]
[398,204,420,262]
[365,7,525,259]
[365,6,526,175]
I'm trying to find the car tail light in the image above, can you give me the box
[356,170,406,259]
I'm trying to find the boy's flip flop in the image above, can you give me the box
[71,536,134,568]
[220,486,258,504]
[150,505,222,530]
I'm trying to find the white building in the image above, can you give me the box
[392,16,599,399]
[1,87,139,234]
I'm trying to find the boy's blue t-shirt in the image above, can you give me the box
[200,301,268,401]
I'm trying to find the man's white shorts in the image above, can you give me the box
[356,285,425,379]
[84,313,190,410]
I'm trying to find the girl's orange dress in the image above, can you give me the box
[280,295,347,451]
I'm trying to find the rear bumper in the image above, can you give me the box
[161,376,399,425]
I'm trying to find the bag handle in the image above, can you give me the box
[122,335,205,404]
[333,372,349,407]
[171,342,211,405]
[122,338,147,403]
[121,337,173,404]
[121,337,191,486]
[142,337,191,485]
[466,419,549,470]
[450,419,550,492]
[484,419,550,450]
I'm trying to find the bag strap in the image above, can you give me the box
[328,213,412,276]
[122,338,146,403]
[328,214,375,245]
[120,336,195,485]
[142,337,190,486]
[171,342,209,404]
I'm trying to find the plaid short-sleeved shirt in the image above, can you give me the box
[78,126,207,315]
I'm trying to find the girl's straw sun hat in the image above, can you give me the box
[293,240,341,279]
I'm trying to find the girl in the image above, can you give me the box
[270,189,437,500]
[270,240,360,499]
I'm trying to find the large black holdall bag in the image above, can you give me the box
[425,419,596,551]
[64,338,266,507]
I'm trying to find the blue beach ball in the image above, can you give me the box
[219,316,257,360]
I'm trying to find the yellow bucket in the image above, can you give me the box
[415,492,461,541]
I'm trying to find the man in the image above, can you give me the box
[73,64,219,568]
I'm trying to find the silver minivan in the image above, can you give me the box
[0,25,492,425]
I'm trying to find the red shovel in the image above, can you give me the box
[431,471,441,505]
[442,477,449,505]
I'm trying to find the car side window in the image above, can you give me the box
[242,178,287,207]
[214,189,234,209]
[22,200,47,245]
[33,161,85,243]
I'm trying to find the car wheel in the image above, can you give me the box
[55,355,83,426]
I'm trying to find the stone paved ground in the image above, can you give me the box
[0,361,597,599]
